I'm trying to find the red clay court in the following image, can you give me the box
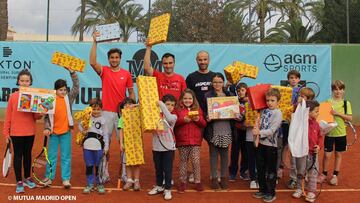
[0,122,359,203]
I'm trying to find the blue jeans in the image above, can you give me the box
[46,131,72,181]
[229,128,248,177]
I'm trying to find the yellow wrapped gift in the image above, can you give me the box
[51,51,86,72]
[148,13,171,46]
[245,102,260,127]
[137,76,163,133]
[122,107,144,166]
[272,85,293,121]
[224,61,259,85]
[188,111,199,118]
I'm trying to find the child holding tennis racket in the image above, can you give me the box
[118,98,144,191]
[79,98,109,194]
[292,100,322,203]
[148,94,177,200]
[43,69,79,189]
[175,89,206,193]
[3,69,43,193]
[318,80,352,186]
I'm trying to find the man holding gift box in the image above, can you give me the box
[144,39,187,100]
[90,32,136,182]
[186,50,216,113]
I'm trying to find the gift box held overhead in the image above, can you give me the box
[137,76,164,133]
[271,85,293,121]
[51,51,86,72]
[122,107,145,165]
[147,13,171,45]
[95,22,121,42]
[18,87,56,114]
[247,84,271,110]
[207,96,240,120]
[224,61,259,85]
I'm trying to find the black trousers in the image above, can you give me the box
[256,144,277,196]
[10,136,35,182]
[229,128,248,176]
[153,150,174,189]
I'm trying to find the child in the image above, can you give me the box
[175,89,207,193]
[204,73,235,190]
[148,94,177,200]
[118,98,144,191]
[80,98,109,194]
[318,80,352,185]
[287,86,315,189]
[43,69,79,188]
[3,69,43,193]
[292,100,322,203]
[229,83,249,181]
[253,88,282,202]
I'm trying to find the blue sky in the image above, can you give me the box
[8,0,149,42]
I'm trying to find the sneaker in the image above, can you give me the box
[317,174,327,184]
[287,179,297,189]
[133,179,141,191]
[16,181,25,193]
[42,178,52,187]
[188,173,195,183]
[195,182,204,192]
[305,192,316,202]
[23,177,36,189]
[292,189,302,198]
[329,175,338,186]
[62,180,71,189]
[253,191,265,199]
[240,173,250,181]
[123,179,134,191]
[229,174,236,182]
[210,178,220,190]
[148,185,164,195]
[219,177,228,189]
[83,184,94,194]
[277,168,283,179]
[263,195,276,202]
[164,189,172,200]
[177,182,186,193]
[250,181,259,189]
[97,184,105,194]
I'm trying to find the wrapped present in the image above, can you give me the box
[245,102,260,127]
[207,96,240,120]
[188,111,199,118]
[18,87,56,114]
[122,107,144,165]
[317,102,334,123]
[95,22,121,42]
[74,107,92,145]
[148,13,171,45]
[247,84,271,110]
[51,51,86,72]
[271,85,293,121]
[137,76,163,133]
[224,61,259,85]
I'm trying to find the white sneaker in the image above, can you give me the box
[249,181,259,189]
[330,175,338,186]
[62,180,71,189]
[305,192,316,202]
[148,185,164,195]
[164,189,172,200]
[292,189,302,199]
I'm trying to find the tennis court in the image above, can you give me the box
[1,122,359,203]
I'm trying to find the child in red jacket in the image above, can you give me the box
[175,89,207,193]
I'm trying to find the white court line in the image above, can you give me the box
[1,182,360,193]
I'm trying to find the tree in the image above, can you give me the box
[71,0,144,42]
[0,0,8,41]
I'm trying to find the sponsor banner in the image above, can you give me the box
[0,42,331,110]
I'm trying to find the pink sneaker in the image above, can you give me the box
[317,174,327,183]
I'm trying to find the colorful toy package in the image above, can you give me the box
[207,96,240,120]
[17,87,56,114]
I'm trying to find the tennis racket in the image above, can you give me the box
[32,136,52,185]
[2,140,12,177]
[157,114,176,151]
[294,81,321,102]
[98,154,109,184]
[301,153,322,200]
[346,121,357,147]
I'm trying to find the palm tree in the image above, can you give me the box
[71,0,144,42]
[0,0,8,41]
[227,0,283,42]
[264,18,315,43]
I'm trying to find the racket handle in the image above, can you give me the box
[43,136,48,147]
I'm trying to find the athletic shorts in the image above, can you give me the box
[324,136,347,152]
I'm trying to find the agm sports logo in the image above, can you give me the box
[263,53,318,73]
